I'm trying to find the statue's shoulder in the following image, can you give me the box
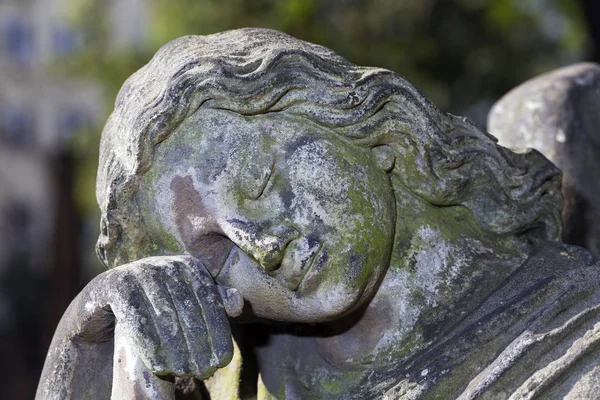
[523,243,600,294]
[380,244,600,400]
[455,244,600,399]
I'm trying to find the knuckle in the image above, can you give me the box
[215,351,233,368]
[212,340,234,367]
[144,352,171,377]
[170,363,193,378]
[146,358,168,376]
[164,261,180,274]
[146,352,192,378]
[146,264,162,277]
[196,364,217,380]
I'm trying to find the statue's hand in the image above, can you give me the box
[78,255,242,380]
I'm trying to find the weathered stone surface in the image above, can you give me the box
[36,256,240,399]
[488,63,600,257]
[38,29,600,399]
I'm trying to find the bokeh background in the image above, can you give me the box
[1,0,598,398]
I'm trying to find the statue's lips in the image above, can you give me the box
[279,238,323,291]
[210,237,323,292]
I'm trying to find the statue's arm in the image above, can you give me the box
[36,272,114,400]
[36,255,242,400]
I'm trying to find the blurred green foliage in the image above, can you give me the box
[64,0,589,216]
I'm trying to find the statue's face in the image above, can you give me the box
[141,108,395,322]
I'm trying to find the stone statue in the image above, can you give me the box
[37,29,600,399]
[488,63,600,258]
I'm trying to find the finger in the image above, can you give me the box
[136,261,190,376]
[106,270,167,372]
[162,261,214,378]
[181,260,234,371]
[217,285,244,318]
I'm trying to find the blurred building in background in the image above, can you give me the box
[0,0,148,398]
[0,0,98,273]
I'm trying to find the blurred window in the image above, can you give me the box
[59,109,88,137]
[0,107,35,149]
[53,25,82,56]
[57,109,89,149]
[2,17,34,64]
[3,202,31,253]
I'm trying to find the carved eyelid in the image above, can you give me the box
[252,156,276,200]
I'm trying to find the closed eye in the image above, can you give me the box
[252,157,275,199]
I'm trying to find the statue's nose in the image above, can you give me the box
[222,219,300,272]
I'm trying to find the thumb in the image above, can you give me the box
[217,285,244,317]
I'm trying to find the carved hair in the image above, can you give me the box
[97,28,562,268]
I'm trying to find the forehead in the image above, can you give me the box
[175,107,332,144]
[160,107,361,169]
[145,106,372,204]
